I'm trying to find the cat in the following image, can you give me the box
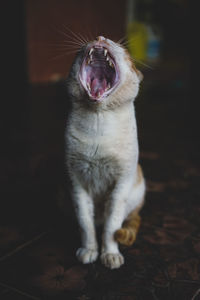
[65,36,145,269]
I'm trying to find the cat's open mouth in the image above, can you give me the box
[79,45,120,101]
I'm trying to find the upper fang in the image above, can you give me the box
[104,49,108,56]
[89,48,94,55]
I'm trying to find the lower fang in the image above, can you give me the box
[109,61,114,68]
[87,83,91,91]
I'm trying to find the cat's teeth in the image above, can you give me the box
[87,48,93,64]
[89,48,94,55]
[106,56,114,68]
[104,49,108,56]
[87,57,92,64]
[105,83,111,92]
[109,60,114,68]
[87,83,91,91]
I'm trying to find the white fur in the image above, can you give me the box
[65,37,145,269]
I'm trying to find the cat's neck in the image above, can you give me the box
[69,100,137,140]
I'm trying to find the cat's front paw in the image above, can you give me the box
[76,248,98,264]
[101,252,124,269]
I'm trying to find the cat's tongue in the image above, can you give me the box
[90,78,107,99]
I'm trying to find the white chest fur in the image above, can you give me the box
[66,102,139,196]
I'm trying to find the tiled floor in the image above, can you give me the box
[0,73,200,299]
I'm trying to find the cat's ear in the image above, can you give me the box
[136,69,143,82]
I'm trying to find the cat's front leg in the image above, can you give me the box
[71,175,98,264]
[101,175,133,269]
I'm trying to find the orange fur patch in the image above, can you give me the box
[114,214,141,246]
[114,164,144,246]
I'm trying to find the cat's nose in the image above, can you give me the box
[96,36,105,42]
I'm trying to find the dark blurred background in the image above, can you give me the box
[0,1,200,299]
[1,0,195,221]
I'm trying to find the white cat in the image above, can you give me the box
[65,36,145,269]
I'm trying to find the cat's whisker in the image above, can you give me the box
[84,25,94,42]
[51,25,85,46]
[78,31,90,45]
[83,33,90,44]
[62,41,84,47]
[54,28,76,41]
[120,36,141,47]
[117,35,128,45]
[131,57,154,70]
[118,33,143,45]
[121,40,134,47]
[54,28,85,47]
[62,25,87,45]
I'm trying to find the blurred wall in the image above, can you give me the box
[1,0,28,156]
[26,0,126,83]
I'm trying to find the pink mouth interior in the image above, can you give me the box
[79,46,119,100]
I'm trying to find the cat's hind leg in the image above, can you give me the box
[114,209,142,246]
[114,164,145,247]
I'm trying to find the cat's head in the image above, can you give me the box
[67,36,143,109]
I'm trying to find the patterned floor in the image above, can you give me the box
[0,75,199,299]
